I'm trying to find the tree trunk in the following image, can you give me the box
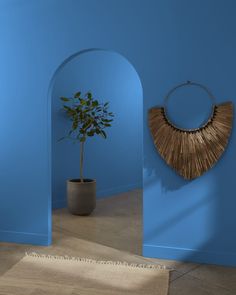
[80,141,84,182]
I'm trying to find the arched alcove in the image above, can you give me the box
[49,49,143,215]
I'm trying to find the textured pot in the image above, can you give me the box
[67,179,96,216]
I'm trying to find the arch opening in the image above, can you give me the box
[47,48,143,253]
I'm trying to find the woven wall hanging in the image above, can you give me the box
[149,81,234,180]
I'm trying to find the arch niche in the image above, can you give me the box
[47,49,143,244]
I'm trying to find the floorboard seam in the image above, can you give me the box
[170,264,202,283]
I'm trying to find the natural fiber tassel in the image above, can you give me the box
[149,102,233,179]
[25,252,171,270]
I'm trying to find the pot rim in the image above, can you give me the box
[67,179,96,184]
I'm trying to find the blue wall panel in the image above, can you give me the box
[0,0,147,245]
[142,0,236,267]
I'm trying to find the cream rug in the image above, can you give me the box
[0,253,170,295]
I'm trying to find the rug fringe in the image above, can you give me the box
[25,252,171,270]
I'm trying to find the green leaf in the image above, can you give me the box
[60,97,70,102]
[102,118,113,123]
[92,100,99,107]
[83,108,90,113]
[87,92,92,99]
[87,130,95,136]
[79,98,86,105]
[74,92,81,98]
[104,102,109,107]
[100,130,107,139]
[63,105,71,111]
[63,106,76,117]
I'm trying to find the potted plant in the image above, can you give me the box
[60,91,114,215]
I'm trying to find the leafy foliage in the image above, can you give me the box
[60,91,114,143]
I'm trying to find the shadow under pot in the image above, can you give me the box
[67,179,96,216]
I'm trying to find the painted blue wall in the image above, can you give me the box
[51,50,142,208]
[0,0,148,246]
[142,1,236,267]
[1,0,236,267]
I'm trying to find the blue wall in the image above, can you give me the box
[142,1,236,267]
[52,50,142,208]
[1,0,236,267]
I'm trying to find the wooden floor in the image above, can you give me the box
[1,189,236,294]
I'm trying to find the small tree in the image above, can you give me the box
[60,91,114,182]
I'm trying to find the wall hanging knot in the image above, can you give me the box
[148,81,234,180]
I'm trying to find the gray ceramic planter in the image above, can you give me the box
[67,179,96,216]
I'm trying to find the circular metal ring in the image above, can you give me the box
[164,80,216,109]
[163,81,216,131]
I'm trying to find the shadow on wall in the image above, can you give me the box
[143,85,236,266]
[50,49,143,209]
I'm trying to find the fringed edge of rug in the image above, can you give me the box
[25,252,172,271]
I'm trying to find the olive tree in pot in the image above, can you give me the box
[60,91,114,215]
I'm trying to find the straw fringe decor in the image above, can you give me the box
[149,102,233,179]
